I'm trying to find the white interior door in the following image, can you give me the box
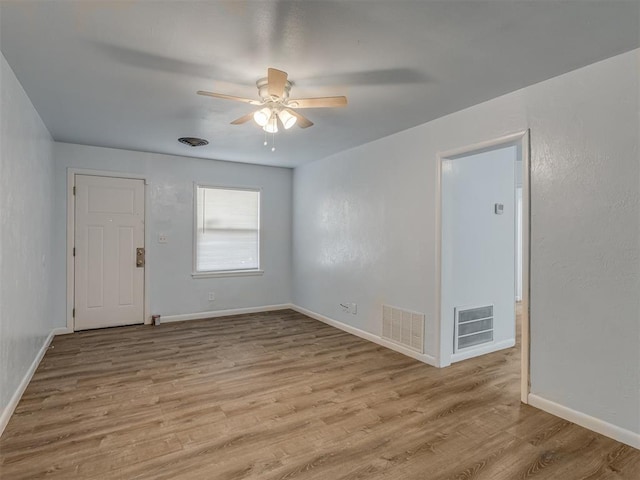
[441,145,516,361]
[74,175,145,330]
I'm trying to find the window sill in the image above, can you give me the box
[192,269,264,279]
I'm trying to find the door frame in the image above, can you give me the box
[66,168,150,332]
[435,130,531,404]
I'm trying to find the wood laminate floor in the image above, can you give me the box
[1,309,638,479]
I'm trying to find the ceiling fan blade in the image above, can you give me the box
[287,96,347,108]
[230,111,256,125]
[268,68,288,98]
[285,108,314,128]
[197,91,262,105]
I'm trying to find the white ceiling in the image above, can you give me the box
[1,1,638,168]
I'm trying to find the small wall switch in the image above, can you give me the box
[494,203,504,215]
[350,303,357,315]
[208,292,215,301]
[158,233,168,243]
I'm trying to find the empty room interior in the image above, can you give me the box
[1,1,639,479]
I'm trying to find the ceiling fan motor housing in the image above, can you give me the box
[256,77,292,101]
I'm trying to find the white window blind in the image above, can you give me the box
[195,186,260,272]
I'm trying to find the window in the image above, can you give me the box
[194,185,261,276]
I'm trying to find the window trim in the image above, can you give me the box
[192,183,262,277]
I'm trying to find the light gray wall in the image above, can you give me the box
[442,146,517,360]
[0,53,55,417]
[528,49,639,435]
[293,87,529,358]
[52,143,293,322]
[293,49,639,434]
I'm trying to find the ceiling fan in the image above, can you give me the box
[197,68,347,133]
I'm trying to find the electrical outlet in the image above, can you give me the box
[158,233,168,244]
[208,292,215,301]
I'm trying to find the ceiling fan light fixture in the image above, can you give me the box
[198,67,345,147]
[278,109,297,129]
[263,114,278,133]
[253,107,271,127]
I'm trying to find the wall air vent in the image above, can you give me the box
[454,305,494,352]
[382,305,424,353]
[178,137,209,147]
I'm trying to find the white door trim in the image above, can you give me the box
[66,168,150,332]
[435,130,531,404]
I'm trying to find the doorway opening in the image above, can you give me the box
[437,131,530,403]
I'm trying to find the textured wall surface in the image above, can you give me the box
[293,49,639,433]
[0,53,55,415]
[526,49,639,435]
[52,143,293,322]
[293,88,527,357]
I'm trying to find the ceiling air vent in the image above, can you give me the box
[178,137,209,147]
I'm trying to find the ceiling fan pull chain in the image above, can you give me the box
[271,131,276,152]
[263,129,268,147]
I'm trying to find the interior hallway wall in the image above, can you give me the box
[441,145,517,361]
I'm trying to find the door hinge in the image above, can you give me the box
[136,247,145,267]
[73,247,76,257]
[72,308,75,318]
[73,186,76,195]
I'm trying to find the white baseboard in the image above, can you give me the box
[291,305,438,367]
[449,338,516,364]
[53,327,73,335]
[0,330,55,437]
[528,393,640,449]
[161,304,294,323]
